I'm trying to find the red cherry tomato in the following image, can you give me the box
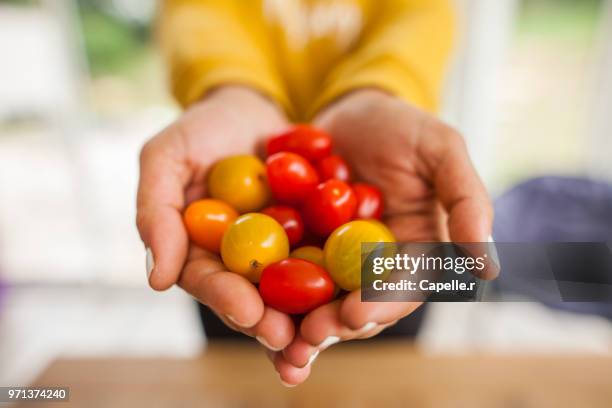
[259,258,335,314]
[353,183,384,220]
[262,205,304,247]
[315,155,351,182]
[302,180,357,236]
[266,152,319,204]
[266,125,332,162]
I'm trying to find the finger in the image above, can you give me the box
[386,210,446,242]
[355,320,399,339]
[249,307,296,351]
[281,335,319,368]
[299,300,357,347]
[179,248,265,328]
[422,125,498,279]
[271,351,312,387]
[286,298,405,369]
[281,301,347,368]
[427,128,493,243]
[338,290,422,330]
[137,132,191,290]
[221,306,295,350]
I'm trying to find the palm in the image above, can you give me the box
[170,104,265,323]
[268,91,494,386]
[178,95,298,343]
[315,91,449,242]
[137,87,295,351]
[173,100,271,203]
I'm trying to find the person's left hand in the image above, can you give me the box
[269,89,498,386]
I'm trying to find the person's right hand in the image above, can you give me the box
[268,89,497,386]
[136,86,297,353]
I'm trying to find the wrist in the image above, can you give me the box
[207,85,271,105]
[210,85,285,118]
[198,85,289,136]
[316,88,396,122]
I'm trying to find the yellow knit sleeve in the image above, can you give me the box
[158,0,292,115]
[309,0,455,117]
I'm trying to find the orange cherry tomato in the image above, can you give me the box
[183,199,238,252]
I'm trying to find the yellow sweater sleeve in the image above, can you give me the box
[158,0,292,114]
[159,0,454,118]
[310,0,455,116]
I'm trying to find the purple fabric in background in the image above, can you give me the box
[494,176,612,243]
[493,176,612,319]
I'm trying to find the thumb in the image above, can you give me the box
[136,134,190,290]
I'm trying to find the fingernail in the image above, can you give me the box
[146,248,154,279]
[355,322,377,336]
[306,349,320,367]
[256,336,282,352]
[487,235,500,269]
[279,375,297,388]
[225,314,249,328]
[317,336,340,350]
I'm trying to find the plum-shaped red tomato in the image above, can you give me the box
[266,125,332,162]
[353,183,384,220]
[266,152,319,204]
[259,259,335,314]
[302,180,357,236]
[315,155,351,182]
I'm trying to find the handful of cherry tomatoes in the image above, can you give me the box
[183,125,395,315]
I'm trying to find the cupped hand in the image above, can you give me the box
[273,89,497,385]
[136,86,294,351]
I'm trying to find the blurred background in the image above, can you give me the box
[1,0,612,387]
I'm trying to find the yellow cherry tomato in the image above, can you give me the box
[221,213,289,282]
[183,199,238,253]
[208,155,270,213]
[290,246,324,267]
[323,220,396,291]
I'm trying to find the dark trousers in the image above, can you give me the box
[198,302,427,339]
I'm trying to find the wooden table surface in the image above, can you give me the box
[16,341,612,408]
